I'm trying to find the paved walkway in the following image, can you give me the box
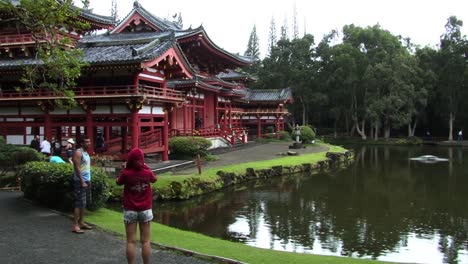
[173,141,329,174]
[0,191,212,264]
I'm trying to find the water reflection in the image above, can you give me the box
[150,145,468,263]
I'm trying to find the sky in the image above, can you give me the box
[79,0,468,58]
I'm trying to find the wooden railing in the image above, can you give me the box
[0,85,185,101]
[0,33,35,45]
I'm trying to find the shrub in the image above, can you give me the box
[291,126,316,143]
[169,137,212,158]
[19,161,110,211]
[395,136,423,145]
[264,133,276,139]
[278,131,290,140]
[0,144,44,176]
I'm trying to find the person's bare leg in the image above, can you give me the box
[72,208,81,231]
[125,222,137,264]
[139,221,151,264]
[78,208,85,226]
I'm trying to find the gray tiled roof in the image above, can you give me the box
[81,38,174,64]
[79,8,115,25]
[113,2,181,33]
[0,58,43,69]
[243,88,292,102]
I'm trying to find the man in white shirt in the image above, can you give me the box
[40,137,51,156]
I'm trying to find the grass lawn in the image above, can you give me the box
[155,143,348,189]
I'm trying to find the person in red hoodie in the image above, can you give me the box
[116,148,157,264]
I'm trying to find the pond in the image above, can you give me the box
[150,145,468,263]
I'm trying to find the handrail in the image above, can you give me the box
[0,85,184,101]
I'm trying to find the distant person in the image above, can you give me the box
[71,136,92,234]
[40,137,51,157]
[95,134,105,153]
[49,155,65,163]
[65,138,75,164]
[458,129,463,141]
[30,135,40,152]
[116,148,157,264]
[51,137,62,156]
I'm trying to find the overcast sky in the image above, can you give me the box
[80,0,468,58]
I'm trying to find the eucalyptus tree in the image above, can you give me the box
[436,16,467,140]
[267,16,277,56]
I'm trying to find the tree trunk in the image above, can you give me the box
[355,120,367,140]
[384,120,390,140]
[407,121,418,137]
[448,112,455,141]
[333,120,337,138]
[302,102,307,126]
[370,124,374,140]
[374,123,380,141]
[345,114,350,135]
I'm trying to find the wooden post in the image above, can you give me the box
[131,111,139,149]
[196,154,202,175]
[163,109,169,161]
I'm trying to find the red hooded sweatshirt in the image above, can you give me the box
[116,148,157,211]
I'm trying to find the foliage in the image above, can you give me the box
[292,126,316,142]
[395,136,423,145]
[278,131,291,140]
[244,25,260,61]
[19,161,110,211]
[92,154,117,167]
[0,143,44,176]
[169,137,212,158]
[0,0,90,106]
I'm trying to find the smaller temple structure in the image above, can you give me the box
[0,1,293,160]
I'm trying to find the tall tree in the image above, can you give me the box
[0,0,90,106]
[244,25,260,61]
[437,16,467,140]
[111,0,119,22]
[280,16,289,40]
[267,16,277,56]
[292,2,299,39]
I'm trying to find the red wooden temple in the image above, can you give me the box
[0,1,292,160]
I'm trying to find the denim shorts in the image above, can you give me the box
[123,209,153,224]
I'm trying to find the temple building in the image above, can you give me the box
[0,1,292,160]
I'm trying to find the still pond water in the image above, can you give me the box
[152,145,468,263]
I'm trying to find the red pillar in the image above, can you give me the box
[121,126,127,153]
[257,116,261,139]
[105,126,110,141]
[131,111,139,149]
[86,110,94,155]
[276,115,280,139]
[163,110,169,161]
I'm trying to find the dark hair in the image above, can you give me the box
[76,135,89,148]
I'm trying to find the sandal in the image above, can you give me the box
[80,224,93,230]
[72,229,84,234]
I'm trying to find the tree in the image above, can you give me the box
[111,0,119,22]
[0,0,90,106]
[436,16,467,140]
[244,25,260,61]
[292,2,299,39]
[280,16,289,40]
[267,16,277,56]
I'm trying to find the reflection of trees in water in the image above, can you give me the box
[254,145,468,261]
[154,146,468,262]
